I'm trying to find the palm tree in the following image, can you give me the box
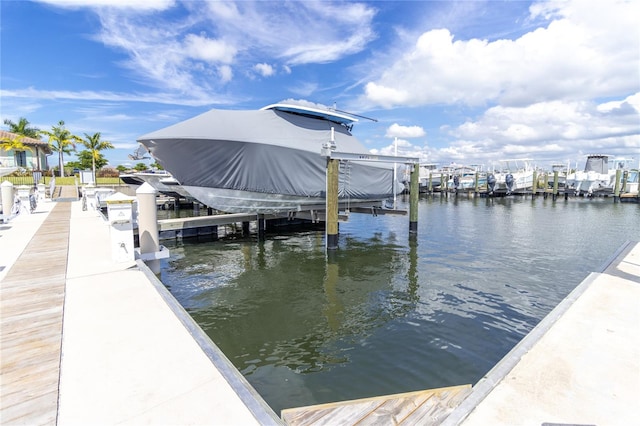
[40,120,80,177]
[80,132,114,183]
[0,133,31,153]
[3,117,40,139]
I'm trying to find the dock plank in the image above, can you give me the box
[281,384,471,426]
[0,201,71,426]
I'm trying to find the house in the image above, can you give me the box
[0,130,52,172]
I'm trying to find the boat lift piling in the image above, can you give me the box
[613,169,622,202]
[322,131,420,250]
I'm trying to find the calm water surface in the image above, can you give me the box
[159,195,639,413]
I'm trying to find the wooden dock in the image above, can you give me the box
[281,384,471,426]
[0,202,71,425]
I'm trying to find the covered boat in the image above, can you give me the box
[137,102,402,213]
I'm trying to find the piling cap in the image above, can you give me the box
[136,182,157,195]
[105,192,135,204]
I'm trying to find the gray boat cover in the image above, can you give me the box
[584,156,608,174]
[137,108,399,199]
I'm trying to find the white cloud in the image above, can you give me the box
[183,34,236,64]
[385,123,426,139]
[362,0,639,108]
[201,1,377,65]
[253,63,275,77]
[36,0,174,11]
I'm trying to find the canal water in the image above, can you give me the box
[159,195,638,414]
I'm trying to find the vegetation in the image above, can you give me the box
[2,116,143,177]
[79,132,114,182]
[40,120,81,177]
[0,132,32,153]
[3,117,40,139]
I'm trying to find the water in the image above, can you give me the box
[159,195,638,413]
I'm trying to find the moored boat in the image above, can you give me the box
[137,101,403,214]
[120,170,192,200]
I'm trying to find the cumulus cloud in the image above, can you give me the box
[183,34,236,64]
[362,0,639,108]
[385,123,426,139]
[253,63,275,77]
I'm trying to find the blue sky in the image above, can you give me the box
[1,0,639,170]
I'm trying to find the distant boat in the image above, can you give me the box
[418,164,443,191]
[491,159,535,194]
[120,170,192,200]
[564,155,635,195]
[137,102,403,214]
[446,165,485,190]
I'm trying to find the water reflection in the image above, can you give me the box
[160,195,639,413]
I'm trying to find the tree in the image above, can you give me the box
[116,164,128,173]
[134,162,148,172]
[0,133,31,154]
[80,132,114,183]
[40,120,80,177]
[3,117,40,139]
[75,150,109,171]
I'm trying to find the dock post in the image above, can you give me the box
[613,169,622,202]
[326,158,339,250]
[552,171,559,201]
[1,181,13,222]
[474,172,479,196]
[531,170,538,197]
[442,173,448,197]
[622,170,629,193]
[242,221,250,236]
[136,183,161,274]
[428,173,433,194]
[409,163,419,234]
[258,214,265,241]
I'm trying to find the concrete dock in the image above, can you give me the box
[1,187,280,425]
[1,187,639,425]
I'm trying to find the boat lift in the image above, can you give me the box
[322,130,420,250]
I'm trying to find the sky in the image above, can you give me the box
[1,0,639,171]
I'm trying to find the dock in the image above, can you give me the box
[1,186,639,425]
[0,186,280,425]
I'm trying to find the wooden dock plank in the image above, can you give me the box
[0,201,71,426]
[281,384,472,426]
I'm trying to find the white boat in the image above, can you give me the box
[1,166,17,177]
[491,159,535,194]
[137,102,403,214]
[120,170,192,199]
[564,155,636,195]
[418,164,442,191]
[446,165,485,190]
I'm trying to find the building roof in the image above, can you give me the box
[0,130,53,154]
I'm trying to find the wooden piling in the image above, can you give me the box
[474,172,480,196]
[614,169,622,201]
[428,173,433,193]
[258,214,266,241]
[326,158,339,250]
[531,170,538,196]
[409,163,419,234]
[552,171,559,201]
